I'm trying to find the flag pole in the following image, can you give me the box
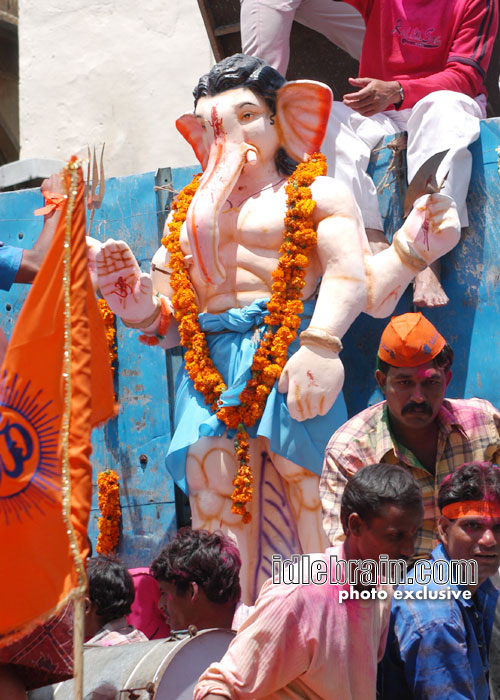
[73,595,85,700]
[61,159,88,700]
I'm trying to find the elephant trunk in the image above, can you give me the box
[186,139,256,286]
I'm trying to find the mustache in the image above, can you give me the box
[402,401,433,416]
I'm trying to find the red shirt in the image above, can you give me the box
[339,0,498,108]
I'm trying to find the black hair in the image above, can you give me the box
[438,461,500,511]
[376,343,454,375]
[87,556,135,624]
[192,54,298,176]
[150,528,241,605]
[340,463,423,533]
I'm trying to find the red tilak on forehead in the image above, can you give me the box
[414,367,439,381]
[210,105,224,138]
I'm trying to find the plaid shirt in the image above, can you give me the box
[320,398,500,558]
[85,616,148,647]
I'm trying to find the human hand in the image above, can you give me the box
[41,171,65,197]
[96,239,158,323]
[277,345,344,422]
[343,77,402,116]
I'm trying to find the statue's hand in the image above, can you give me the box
[278,345,344,422]
[86,236,102,293]
[96,239,157,322]
[395,193,460,270]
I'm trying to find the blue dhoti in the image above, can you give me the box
[165,298,348,493]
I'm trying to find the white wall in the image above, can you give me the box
[18,0,214,177]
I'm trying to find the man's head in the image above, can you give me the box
[438,462,500,586]
[150,528,241,631]
[85,556,135,638]
[375,312,453,432]
[341,463,423,561]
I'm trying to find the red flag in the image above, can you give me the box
[0,158,116,644]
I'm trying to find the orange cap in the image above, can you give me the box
[378,312,446,368]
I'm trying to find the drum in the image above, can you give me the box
[28,628,235,700]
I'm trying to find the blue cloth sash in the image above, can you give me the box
[165,298,347,493]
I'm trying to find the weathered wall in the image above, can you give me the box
[18,0,213,177]
[0,0,19,163]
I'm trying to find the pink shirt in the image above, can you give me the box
[127,567,170,639]
[341,0,498,108]
[194,544,392,700]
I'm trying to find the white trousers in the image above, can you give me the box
[322,91,485,229]
[240,0,365,76]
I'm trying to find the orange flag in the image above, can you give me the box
[0,158,116,644]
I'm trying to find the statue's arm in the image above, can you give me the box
[309,177,368,337]
[278,177,368,421]
[363,193,460,317]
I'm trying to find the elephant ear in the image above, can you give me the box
[176,113,209,170]
[275,81,333,162]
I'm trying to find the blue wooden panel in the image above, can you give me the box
[342,120,500,416]
[0,188,42,334]
[0,172,178,566]
[461,119,500,399]
[87,171,177,562]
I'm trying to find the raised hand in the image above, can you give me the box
[96,239,157,323]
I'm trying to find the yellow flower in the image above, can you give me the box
[98,299,118,369]
[96,469,121,555]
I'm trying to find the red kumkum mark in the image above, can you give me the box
[307,370,319,387]
[422,216,430,251]
[415,367,439,381]
[111,276,133,299]
[210,105,225,140]
[375,285,402,313]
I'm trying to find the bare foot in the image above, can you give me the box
[413,261,449,307]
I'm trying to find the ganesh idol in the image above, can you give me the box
[96,54,460,602]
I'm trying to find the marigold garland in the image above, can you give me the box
[98,298,117,372]
[162,154,327,523]
[96,469,121,555]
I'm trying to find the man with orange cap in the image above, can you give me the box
[320,312,500,559]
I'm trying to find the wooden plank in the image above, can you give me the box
[214,23,240,37]
[88,171,177,563]
[197,0,225,61]
[88,502,177,567]
[0,170,178,567]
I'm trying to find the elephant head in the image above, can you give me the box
[176,54,332,286]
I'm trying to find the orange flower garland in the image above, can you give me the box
[96,469,121,555]
[162,154,327,523]
[98,298,117,372]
